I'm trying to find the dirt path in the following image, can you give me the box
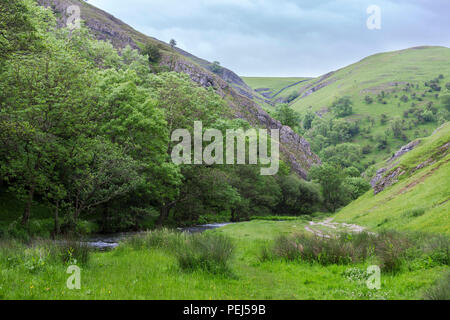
[304,218,369,238]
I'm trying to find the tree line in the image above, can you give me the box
[1,0,357,237]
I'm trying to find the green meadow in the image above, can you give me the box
[1,220,447,300]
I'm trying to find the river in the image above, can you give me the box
[84,222,234,251]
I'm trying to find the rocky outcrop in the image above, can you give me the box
[371,140,421,194]
[387,140,421,163]
[297,72,336,99]
[370,139,449,194]
[37,0,322,178]
[372,167,405,195]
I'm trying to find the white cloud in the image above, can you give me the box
[89,0,450,77]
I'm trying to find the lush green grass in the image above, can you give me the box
[1,220,447,300]
[335,122,450,234]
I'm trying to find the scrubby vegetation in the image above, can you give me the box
[423,271,450,300]
[262,231,449,273]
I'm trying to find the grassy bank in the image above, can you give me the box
[335,122,450,234]
[0,220,448,300]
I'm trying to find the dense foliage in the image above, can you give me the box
[0,0,335,237]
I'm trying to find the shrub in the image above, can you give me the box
[374,231,411,273]
[175,233,234,274]
[403,208,426,218]
[420,235,449,265]
[210,61,222,74]
[271,232,378,265]
[268,230,426,272]
[364,95,373,104]
[331,96,353,117]
[57,239,91,265]
[5,218,54,242]
[343,177,371,200]
[124,229,182,250]
[423,271,450,300]
[0,240,26,268]
[258,243,274,262]
[142,43,161,63]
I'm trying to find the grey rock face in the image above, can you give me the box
[371,139,421,194]
[373,168,405,195]
[387,140,421,163]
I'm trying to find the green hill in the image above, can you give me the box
[278,46,450,167]
[334,122,450,234]
[290,46,450,112]
[242,77,313,104]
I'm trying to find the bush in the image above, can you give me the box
[266,231,426,272]
[76,220,99,235]
[423,271,450,300]
[331,96,353,117]
[364,95,373,104]
[123,229,182,250]
[210,61,222,74]
[403,208,426,218]
[343,177,371,200]
[57,239,92,265]
[271,232,378,265]
[6,219,54,242]
[0,240,26,268]
[142,43,161,63]
[420,234,449,265]
[175,233,234,274]
[374,231,411,273]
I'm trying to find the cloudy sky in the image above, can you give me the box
[89,0,450,77]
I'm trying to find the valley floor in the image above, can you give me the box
[1,219,447,300]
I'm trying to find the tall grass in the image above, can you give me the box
[175,233,235,274]
[270,232,378,266]
[54,239,92,265]
[264,231,449,273]
[121,229,183,251]
[423,271,450,300]
[122,230,235,275]
[0,237,92,271]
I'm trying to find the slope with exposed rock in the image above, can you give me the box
[37,0,320,178]
[335,122,450,234]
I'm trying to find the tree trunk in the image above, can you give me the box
[157,204,173,226]
[74,207,81,222]
[102,203,109,232]
[231,208,237,222]
[54,201,60,235]
[21,184,35,225]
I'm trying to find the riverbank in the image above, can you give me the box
[0,219,448,300]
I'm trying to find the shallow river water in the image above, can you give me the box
[84,222,233,251]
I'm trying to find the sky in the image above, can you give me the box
[88,0,450,77]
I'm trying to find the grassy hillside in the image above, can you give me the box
[291,46,450,112]
[243,77,310,94]
[242,77,313,104]
[334,122,450,234]
[281,46,450,166]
